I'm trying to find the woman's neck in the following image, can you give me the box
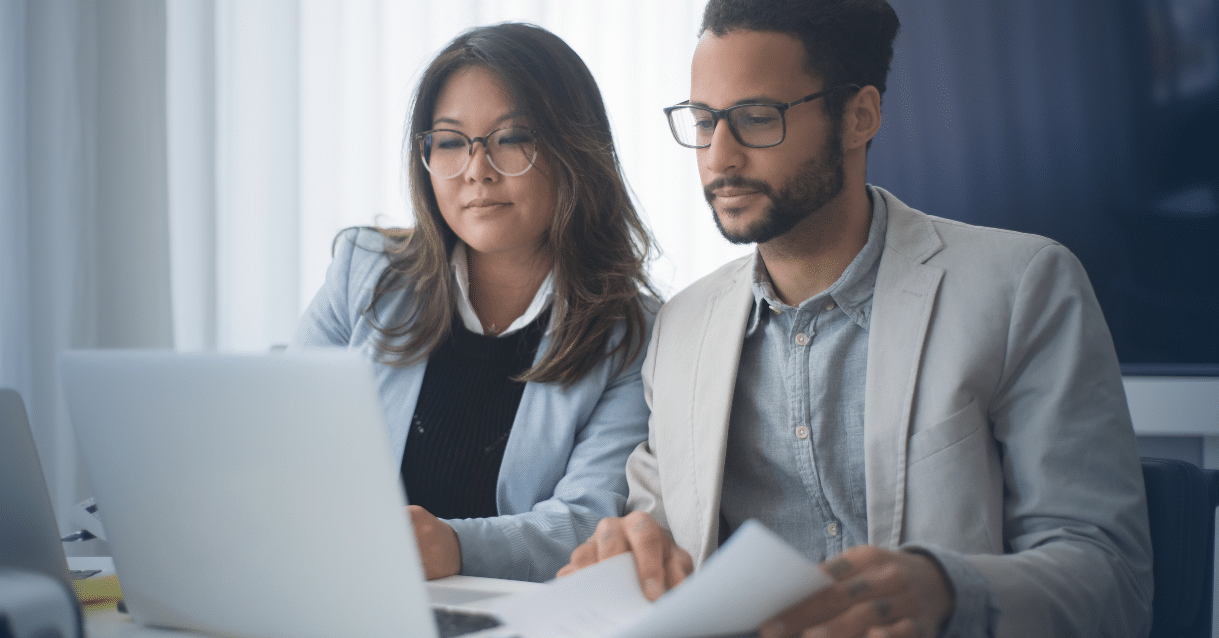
[465,245,552,335]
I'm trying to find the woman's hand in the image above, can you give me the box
[406,505,462,579]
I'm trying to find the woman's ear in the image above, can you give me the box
[843,85,882,151]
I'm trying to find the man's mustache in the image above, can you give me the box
[703,175,775,204]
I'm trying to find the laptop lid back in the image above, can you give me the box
[59,350,437,638]
[0,388,71,584]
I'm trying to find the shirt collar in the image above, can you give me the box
[745,184,889,335]
[450,241,556,337]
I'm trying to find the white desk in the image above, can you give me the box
[84,607,176,638]
[82,575,539,638]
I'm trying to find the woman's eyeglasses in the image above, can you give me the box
[417,126,539,179]
[663,84,859,149]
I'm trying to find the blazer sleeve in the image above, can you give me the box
[967,243,1153,637]
[445,309,657,582]
[624,301,670,531]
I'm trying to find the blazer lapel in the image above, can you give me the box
[864,188,944,548]
[667,256,755,564]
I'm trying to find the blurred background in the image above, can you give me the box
[1,0,1216,549]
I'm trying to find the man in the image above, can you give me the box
[559,1,1153,636]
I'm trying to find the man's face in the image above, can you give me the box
[691,30,845,245]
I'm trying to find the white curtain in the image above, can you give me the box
[1,0,746,535]
[2,0,174,548]
[192,0,748,354]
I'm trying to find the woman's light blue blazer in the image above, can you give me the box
[290,228,655,581]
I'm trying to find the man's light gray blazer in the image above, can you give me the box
[626,187,1153,637]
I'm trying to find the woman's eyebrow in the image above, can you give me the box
[431,110,525,129]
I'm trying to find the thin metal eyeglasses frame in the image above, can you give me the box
[415,126,539,178]
[663,84,860,149]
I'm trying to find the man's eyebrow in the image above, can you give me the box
[432,110,526,129]
[688,96,783,109]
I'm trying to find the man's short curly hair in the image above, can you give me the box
[700,0,900,126]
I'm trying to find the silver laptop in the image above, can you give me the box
[59,350,521,638]
[0,387,75,583]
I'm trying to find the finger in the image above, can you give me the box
[409,509,434,539]
[841,563,904,602]
[622,514,673,600]
[865,618,924,638]
[815,593,917,638]
[664,545,694,590]
[591,518,633,561]
[560,540,600,575]
[823,544,889,582]
[760,589,843,638]
[408,504,437,527]
[823,554,859,581]
[761,561,903,638]
[766,568,873,636]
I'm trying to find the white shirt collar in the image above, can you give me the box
[450,241,555,337]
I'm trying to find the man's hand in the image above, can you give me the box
[406,505,461,580]
[759,545,954,638]
[557,511,693,601]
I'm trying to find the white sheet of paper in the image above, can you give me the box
[491,520,832,638]
[490,552,649,638]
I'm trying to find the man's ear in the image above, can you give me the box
[843,85,882,151]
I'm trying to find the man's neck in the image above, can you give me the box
[757,186,873,306]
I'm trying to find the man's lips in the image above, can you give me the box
[704,176,772,209]
[711,189,763,209]
[711,187,760,199]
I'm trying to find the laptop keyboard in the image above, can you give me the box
[433,607,502,638]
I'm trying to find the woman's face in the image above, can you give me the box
[428,66,558,263]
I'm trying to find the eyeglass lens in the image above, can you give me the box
[421,127,538,179]
[668,105,785,148]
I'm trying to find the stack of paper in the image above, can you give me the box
[492,520,831,638]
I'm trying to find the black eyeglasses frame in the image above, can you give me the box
[663,84,860,149]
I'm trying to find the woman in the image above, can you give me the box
[291,22,657,583]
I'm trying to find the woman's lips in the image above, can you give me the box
[464,199,511,211]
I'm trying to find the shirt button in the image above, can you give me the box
[795,426,809,440]
[827,521,839,536]
[769,305,782,315]
[825,302,836,311]
[795,332,809,346]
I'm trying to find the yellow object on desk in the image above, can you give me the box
[72,573,124,609]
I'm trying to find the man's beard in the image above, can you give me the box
[704,129,845,245]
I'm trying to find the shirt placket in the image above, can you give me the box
[783,304,842,558]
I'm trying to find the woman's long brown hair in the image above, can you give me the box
[363,22,656,386]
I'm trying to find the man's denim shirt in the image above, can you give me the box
[720,185,997,637]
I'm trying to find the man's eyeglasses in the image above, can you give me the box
[663,84,859,149]
[417,126,539,179]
